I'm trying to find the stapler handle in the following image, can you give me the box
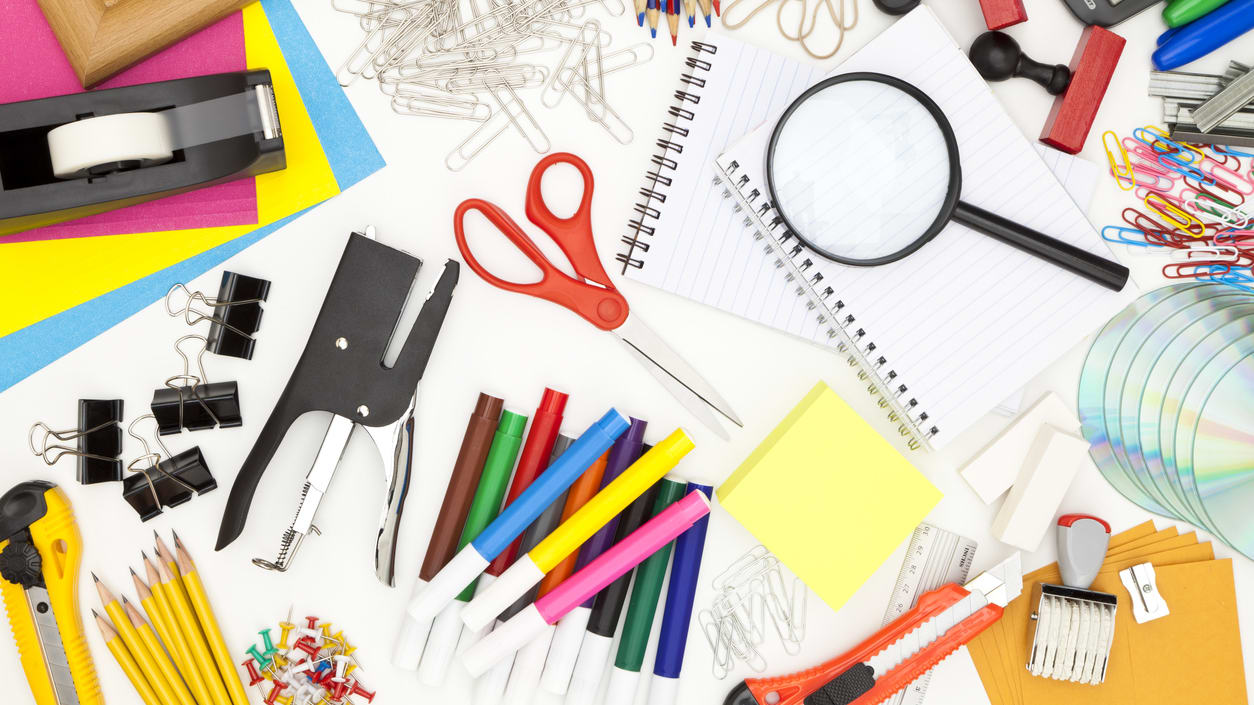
[370,393,418,587]
[1,482,103,705]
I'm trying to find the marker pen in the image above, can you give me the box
[473,434,578,705]
[648,483,712,705]
[462,430,694,631]
[406,409,629,623]
[460,490,712,677]
[564,478,663,705]
[541,420,647,694]
[394,393,502,670]
[419,410,528,685]
[603,479,688,705]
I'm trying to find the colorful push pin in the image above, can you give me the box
[349,681,376,703]
[328,630,346,648]
[247,644,273,669]
[344,663,357,678]
[969,28,1125,154]
[305,616,319,630]
[278,620,297,650]
[330,681,351,702]
[294,636,320,657]
[260,628,278,656]
[319,622,334,640]
[332,654,351,682]
[243,658,267,686]
[272,652,289,669]
[265,681,290,705]
[276,695,293,705]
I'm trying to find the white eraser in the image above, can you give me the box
[991,424,1089,551]
[960,392,1079,504]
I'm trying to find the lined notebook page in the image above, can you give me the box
[717,8,1135,446]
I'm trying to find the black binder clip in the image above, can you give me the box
[122,416,217,521]
[28,399,125,484]
[165,271,271,360]
[151,335,242,435]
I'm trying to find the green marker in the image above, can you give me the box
[604,478,688,705]
[1164,0,1231,27]
[416,409,528,686]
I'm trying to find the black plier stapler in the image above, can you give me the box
[216,227,459,586]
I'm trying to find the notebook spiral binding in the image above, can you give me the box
[713,160,939,451]
[616,40,718,272]
[613,39,936,450]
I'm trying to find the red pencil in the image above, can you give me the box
[667,0,680,44]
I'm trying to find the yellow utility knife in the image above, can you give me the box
[1,480,102,705]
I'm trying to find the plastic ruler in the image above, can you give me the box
[880,522,979,705]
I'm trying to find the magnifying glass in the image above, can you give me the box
[765,72,1130,291]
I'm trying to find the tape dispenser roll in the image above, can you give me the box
[46,91,271,180]
[47,113,176,179]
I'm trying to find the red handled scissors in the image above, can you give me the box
[453,152,742,438]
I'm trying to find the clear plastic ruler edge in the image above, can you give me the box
[880,522,979,705]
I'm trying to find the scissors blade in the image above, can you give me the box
[614,313,742,438]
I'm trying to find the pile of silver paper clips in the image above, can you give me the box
[332,0,654,170]
[699,545,807,679]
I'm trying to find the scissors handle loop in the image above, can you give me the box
[453,198,629,330]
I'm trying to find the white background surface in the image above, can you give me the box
[2,0,1252,703]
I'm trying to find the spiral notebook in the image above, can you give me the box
[617,11,1133,450]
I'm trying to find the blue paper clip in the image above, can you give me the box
[1213,144,1254,160]
[1102,225,1165,249]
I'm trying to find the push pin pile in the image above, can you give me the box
[241,611,376,705]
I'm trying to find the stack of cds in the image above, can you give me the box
[1079,283,1254,560]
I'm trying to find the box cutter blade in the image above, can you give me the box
[724,553,1022,705]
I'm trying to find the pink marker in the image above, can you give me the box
[460,490,712,676]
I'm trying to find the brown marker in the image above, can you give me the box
[395,392,503,670]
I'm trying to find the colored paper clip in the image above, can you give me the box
[1172,245,1243,263]
[1104,131,1135,190]
[1162,261,1229,279]
[1213,144,1254,160]
[1101,225,1168,252]
[1203,159,1254,196]
[1124,137,1177,176]
[1145,192,1206,237]
[1215,229,1254,250]
[1186,191,1251,228]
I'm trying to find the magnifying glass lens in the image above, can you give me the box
[769,79,953,263]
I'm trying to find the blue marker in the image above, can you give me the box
[406,409,629,623]
[1153,0,1254,70]
[647,483,712,705]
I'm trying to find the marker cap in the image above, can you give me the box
[565,632,613,705]
[417,599,464,686]
[647,674,680,705]
[602,666,641,705]
[462,554,546,631]
[462,604,549,677]
[539,606,590,694]
[502,625,555,705]
[458,575,496,658]
[472,646,513,705]
[407,545,490,622]
[393,580,432,670]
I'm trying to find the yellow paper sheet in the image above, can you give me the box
[0,2,339,336]
[717,381,942,613]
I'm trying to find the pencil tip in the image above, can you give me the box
[638,11,644,23]
[172,530,182,546]
[129,567,138,577]
[91,572,99,583]
[706,15,712,25]
[140,550,149,560]
[651,28,657,37]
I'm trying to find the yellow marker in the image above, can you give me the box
[175,535,251,705]
[95,576,181,705]
[124,599,198,705]
[143,554,214,705]
[95,611,162,705]
[157,558,232,705]
[460,429,695,631]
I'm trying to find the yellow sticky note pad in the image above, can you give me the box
[718,381,941,613]
[0,2,339,337]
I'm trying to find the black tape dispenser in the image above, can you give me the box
[0,70,285,236]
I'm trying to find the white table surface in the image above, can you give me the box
[2,0,1252,703]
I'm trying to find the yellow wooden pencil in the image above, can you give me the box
[95,611,162,705]
[155,532,190,603]
[136,559,212,705]
[94,575,181,705]
[174,533,250,705]
[157,558,232,705]
[124,598,198,705]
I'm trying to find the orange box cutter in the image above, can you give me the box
[725,554,1022,705]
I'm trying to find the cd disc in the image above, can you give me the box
[1115,293,1254,525]
[1134,304,1254,534]
[1078,284,1207,516]
[1176,342,1254,558]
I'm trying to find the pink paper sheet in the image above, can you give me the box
[0,2,258,243]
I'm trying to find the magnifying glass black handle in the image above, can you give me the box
[952,201,1129,291]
